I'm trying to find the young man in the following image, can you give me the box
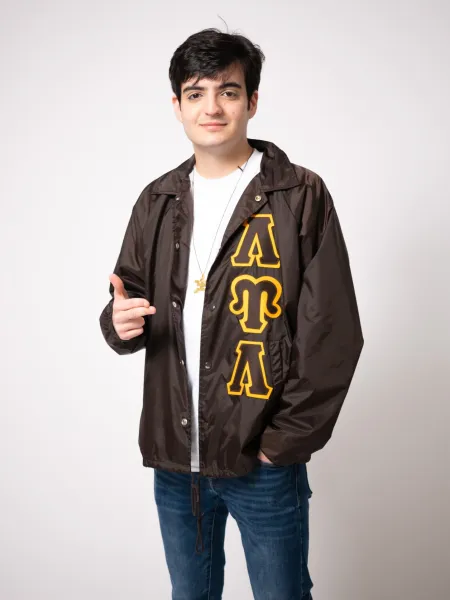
[99,28,364,600]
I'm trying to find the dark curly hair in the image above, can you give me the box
[169,28,265,109]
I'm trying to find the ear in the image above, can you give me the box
[172,94,182,123]
[248,90,259,120]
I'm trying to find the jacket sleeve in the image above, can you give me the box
[99,203,148,355]
[260,176,364,464]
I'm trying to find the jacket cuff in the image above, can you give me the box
[99,299,142,355]
[260,426,312,465]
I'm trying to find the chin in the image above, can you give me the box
[191,136,230,149]
[202,137,230,147]
[196,130,241,148]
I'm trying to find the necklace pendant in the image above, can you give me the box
[194,274,206,293]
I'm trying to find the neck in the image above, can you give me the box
[193,138,254,179]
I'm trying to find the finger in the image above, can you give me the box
[117,317,145,330]
[109,273,129,300]
[113,318,144,337]
[118,327,144,341]
[113,297,153,311]
[113,306,155,323]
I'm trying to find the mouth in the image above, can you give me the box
[200,123,227,131]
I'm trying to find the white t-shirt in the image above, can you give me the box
[184,148,263,471]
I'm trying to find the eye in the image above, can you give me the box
[187,93,201,100]
[222,90,238,98]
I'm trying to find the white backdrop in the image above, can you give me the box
[1,1,449,598]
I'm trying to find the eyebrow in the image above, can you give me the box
[182,81,243,95]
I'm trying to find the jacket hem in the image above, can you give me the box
[142,456,246,477]
[142,455,311,477]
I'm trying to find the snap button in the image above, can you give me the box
[205,361,211,370]
[181,418,188,427]
[172,301,177,308]
[175,196,180,201]
[211,304,216,311]
[180,359,184,366]
[175,242,180,250]
[255,195,261,202]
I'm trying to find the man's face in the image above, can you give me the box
[172,63,258,151]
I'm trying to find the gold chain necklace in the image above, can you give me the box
[191,149,254,293]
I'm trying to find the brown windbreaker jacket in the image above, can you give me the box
[99,138,364,480]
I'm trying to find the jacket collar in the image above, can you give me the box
[150,138,300,195]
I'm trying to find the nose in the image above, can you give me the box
[204,93,223,116]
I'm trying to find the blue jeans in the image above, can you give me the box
[154,461,313,600]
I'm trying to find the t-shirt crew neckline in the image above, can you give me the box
[192,149,255,182]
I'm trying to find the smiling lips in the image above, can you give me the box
[201,122,227,130]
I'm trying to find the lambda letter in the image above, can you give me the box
[227,341,272,399]
[231,214,280,268]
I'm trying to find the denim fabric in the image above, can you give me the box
[154,461,313,600]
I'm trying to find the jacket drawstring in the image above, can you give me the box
[191,472,204,554]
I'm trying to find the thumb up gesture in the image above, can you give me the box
[109,274,156,341]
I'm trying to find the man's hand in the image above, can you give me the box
[109,274,156,341]
[257,450,273,464]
